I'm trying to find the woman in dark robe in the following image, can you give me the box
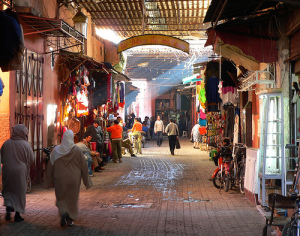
[1,124,34,222]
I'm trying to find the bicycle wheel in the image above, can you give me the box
[213,170,223,189]
[239,165,245,194]
[224,174,230,192]
[282,221,297,236]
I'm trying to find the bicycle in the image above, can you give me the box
[281,154,300,236]
[281,194,300,236]
[231,144,246,194]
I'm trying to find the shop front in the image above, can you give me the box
[57,52,128,143]
[204,12,294,205]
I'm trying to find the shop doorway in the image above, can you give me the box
[155,99,170,127]
[15,49,44,185]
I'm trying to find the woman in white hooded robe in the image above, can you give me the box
[45,130,92,227]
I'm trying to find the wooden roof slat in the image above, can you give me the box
[76,0,210,40]
[87,7,208,13]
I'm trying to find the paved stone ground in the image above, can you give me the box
[0,138,265,236]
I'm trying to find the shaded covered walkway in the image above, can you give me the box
[0,138,264,236]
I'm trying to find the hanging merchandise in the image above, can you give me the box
[224,104,235,139]
[0,77,4,96]
[107,74,112,103]
[221,60,238,106]
[206,75,221,112]
[0,9,24,72]
[206,111,226,146]
[205,61,221,112]
[119,82,125,107]
[233,114,239,145]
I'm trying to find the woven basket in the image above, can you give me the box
[68,117,81,134]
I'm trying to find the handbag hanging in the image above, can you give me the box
[175,139,181,149]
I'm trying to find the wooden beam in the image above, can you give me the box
[273,0,300,6]
[87,7,208,13]
[95,22,205,26]
[99,28,206,32]
[212,0,229,30]
[91,15,206,19]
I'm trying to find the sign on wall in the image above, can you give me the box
[117,34,189,54]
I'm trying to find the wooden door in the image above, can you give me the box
[15,49,44,184]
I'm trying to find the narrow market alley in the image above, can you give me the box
[0,139,265,236]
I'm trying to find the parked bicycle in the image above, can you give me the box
[281,155,300,236]
[281,194,300,236]
[231,143,246,194]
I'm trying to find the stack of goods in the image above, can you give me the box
[206,111,226,146]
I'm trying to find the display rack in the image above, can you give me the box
[206,111,226,146]
[258,92,285,206]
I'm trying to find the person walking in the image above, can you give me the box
[45,130,92,227]
[165,119,179,155]
[191,123,201,149]
[144,116,151,140]
[1,124,34,222]
[150,117,155,140]
[154,116,164,146]
[106,120,123,163]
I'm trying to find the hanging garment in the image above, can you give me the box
[196,81,201,97]
[221,60,237,88]
[1,25,24,72]
[199,119,207,127]
[206,75,221,109]
[224,105,235,139]
[199,127,206,135]
[218,81,223,100]
[199,88,206,104]
[233,115,239,145]
[0,10,22,68]
[222,87,237,106]
[0,77,4,96]
[200,109,206,119]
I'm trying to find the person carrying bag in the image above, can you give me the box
[165,119,180,155]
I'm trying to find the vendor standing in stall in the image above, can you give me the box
[106,120,123,163]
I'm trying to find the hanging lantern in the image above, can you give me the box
[72,7,88,38]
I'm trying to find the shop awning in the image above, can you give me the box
[204,14,279,70]
[58,51,130,82]
[125,89,139,108]
[205,29,278,64]
[182,74,202,84]
[17,9,84,45]
[111,73,130,82]
[102,62,130,82]
[215,43,260,71]
[204,0,280,24]
[125,82,139,96]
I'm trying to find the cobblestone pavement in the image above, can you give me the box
[0,138,265,236]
